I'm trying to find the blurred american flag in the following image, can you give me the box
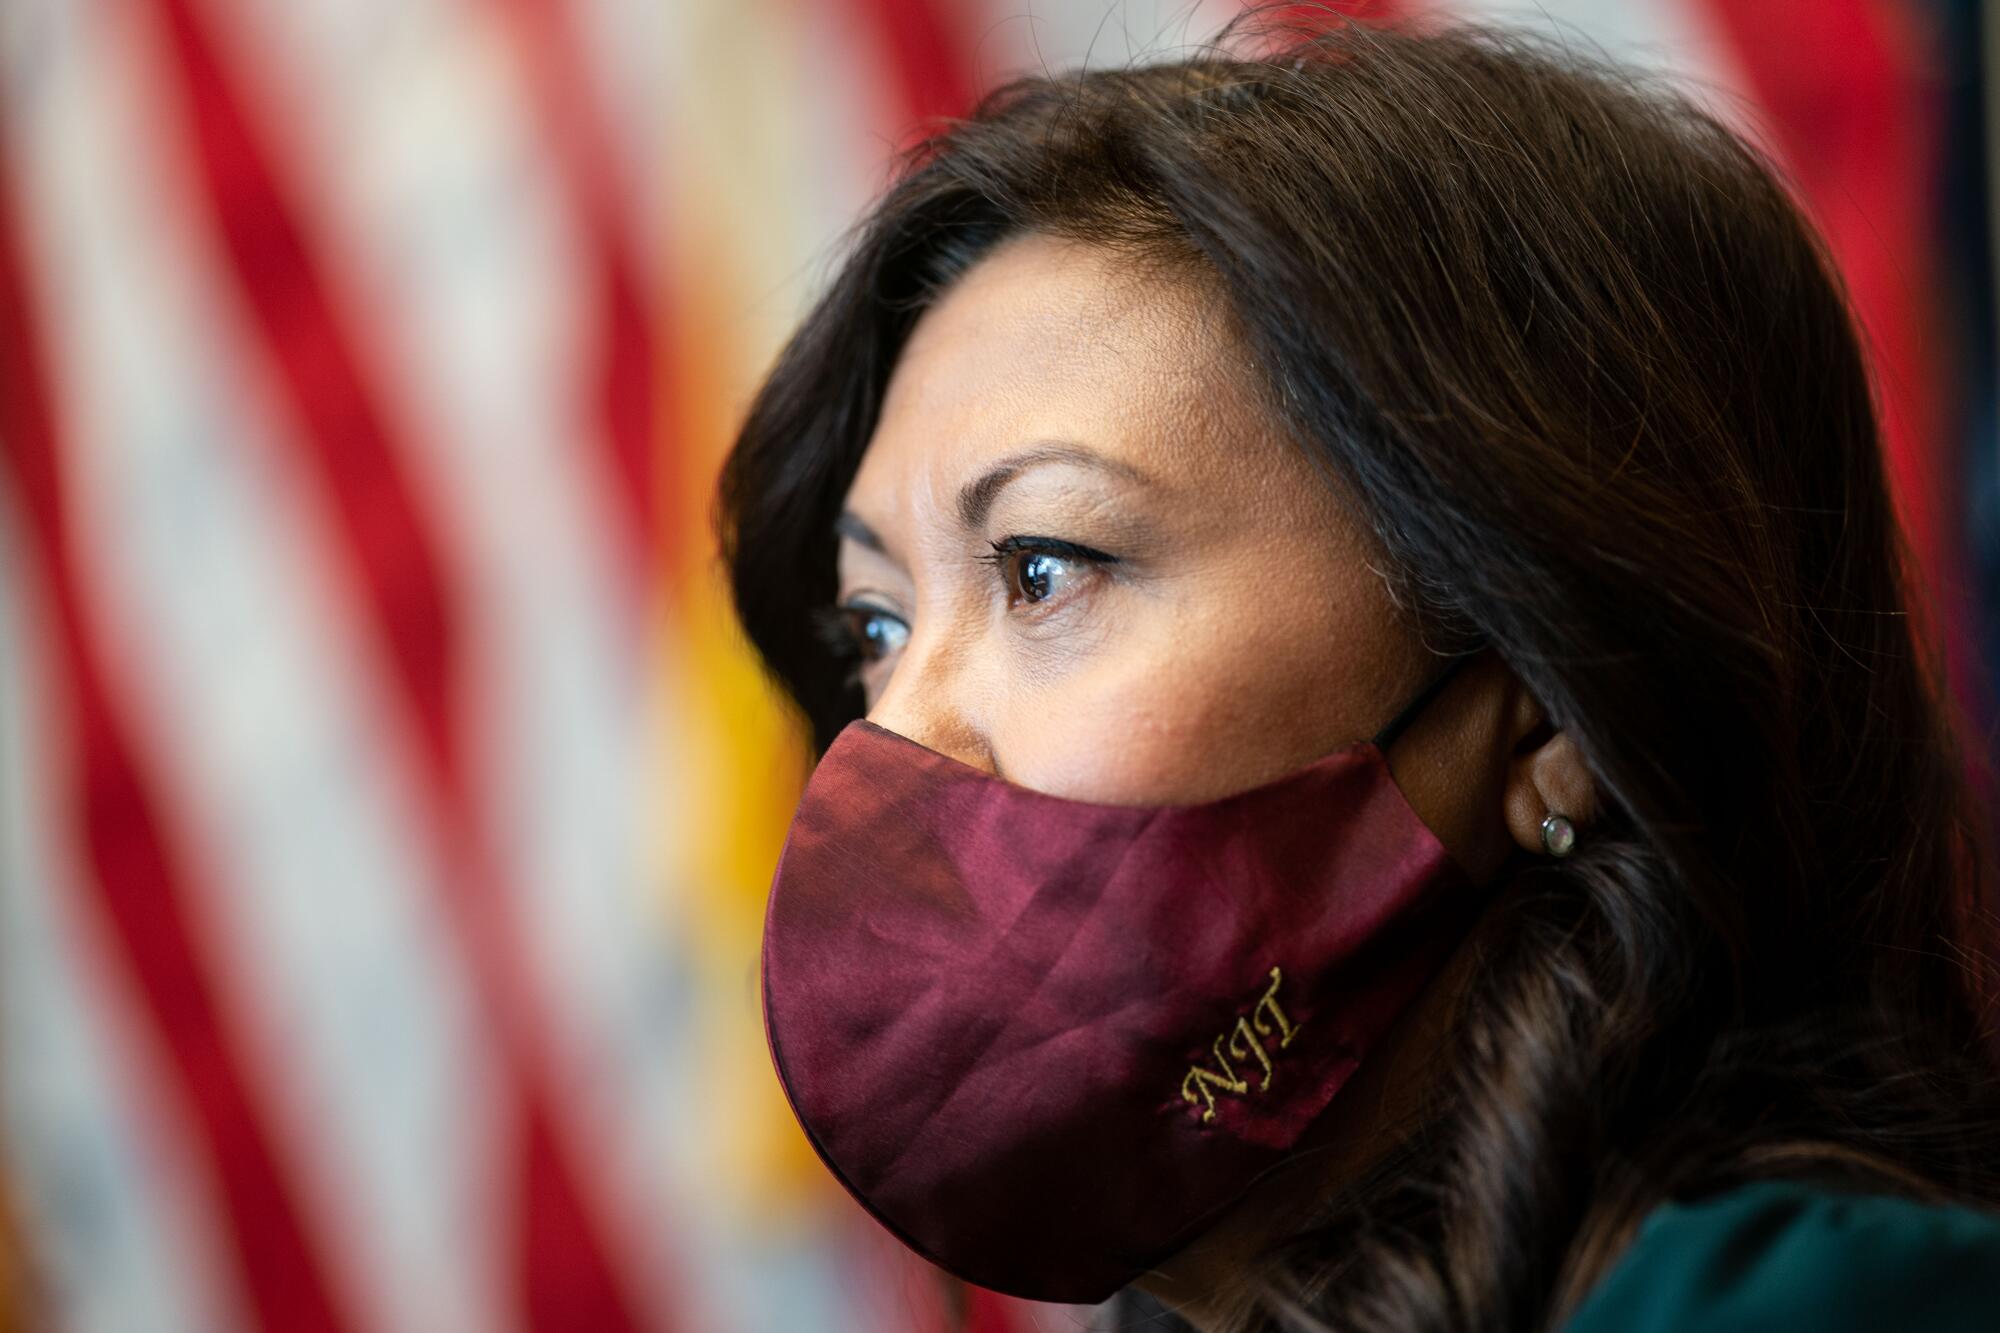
[0,1,1988,1330]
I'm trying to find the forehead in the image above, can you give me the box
[847,230,1300,512]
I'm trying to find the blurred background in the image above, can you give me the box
[0,0,1994,1330]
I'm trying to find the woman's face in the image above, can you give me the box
[835,229,1448,807]
[832,228,1596,887]
[831,230,1599,1310]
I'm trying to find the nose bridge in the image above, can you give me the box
[865,618,994,774]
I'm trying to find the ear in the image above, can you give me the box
[1498,682,1600,856]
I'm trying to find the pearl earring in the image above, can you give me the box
[1540,812,1577,858]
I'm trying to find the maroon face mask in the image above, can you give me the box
[760,650,1484,1304]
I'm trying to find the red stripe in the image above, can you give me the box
[142,3,648,1327]
[488,0,658,577]
[1697,0,1948,605]
[0,141,349,1333]
[964,1286,1036,1333]
[518,1102,651,1330]
[1259,0,1408,28]
[850,0,978,150]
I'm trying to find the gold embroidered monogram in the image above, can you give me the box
[1180,967,1304,1125]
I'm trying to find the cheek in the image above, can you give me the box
[991,579,1401,805]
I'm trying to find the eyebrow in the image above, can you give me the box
[834,442,1150,557]
[954,441,1149,529]
[834,509,886,554]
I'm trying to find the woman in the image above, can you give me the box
[719,15,2000,1332]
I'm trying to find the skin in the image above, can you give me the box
[832,229,1601,1328]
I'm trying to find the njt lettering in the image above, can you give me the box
[1180,966,1303,1125]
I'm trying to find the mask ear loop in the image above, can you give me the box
[1369,642,1488,753]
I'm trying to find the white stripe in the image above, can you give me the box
[185,0,723,1324]
[562,0,670,253]
[975,0,1249,75]
[0,434,237,1332]
[6,2,507,1329]
[655,0,900,367]
[0,7,246,1330]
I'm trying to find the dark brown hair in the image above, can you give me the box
[716,12,2000,1331]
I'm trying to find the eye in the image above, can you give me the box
[814,601,910,666]
[848,605,910,660]
[1014,550,1070,603]
[982,536,1118,608]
